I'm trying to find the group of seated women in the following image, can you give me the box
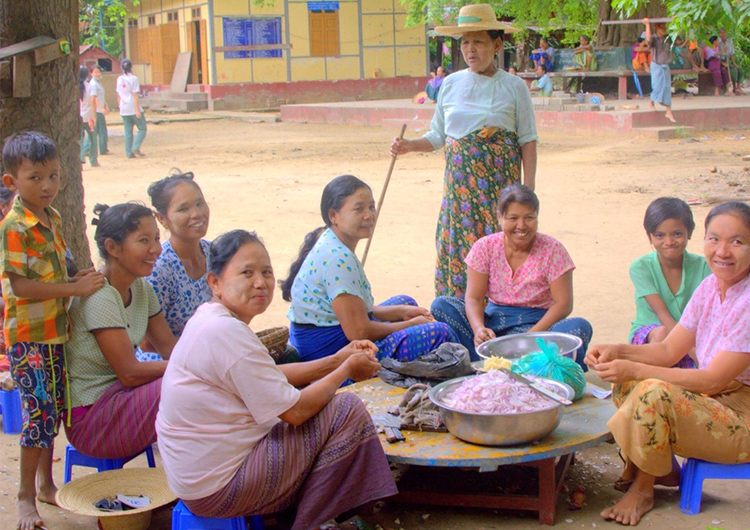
[59,166,750,528]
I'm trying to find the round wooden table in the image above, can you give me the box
[344,378,616,525]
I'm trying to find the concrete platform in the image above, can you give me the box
[280,94,750,137]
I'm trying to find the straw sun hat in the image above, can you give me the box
[56,468,176,530]
[434,4,520,35]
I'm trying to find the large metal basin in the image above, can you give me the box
[476,331,582,361]
[428,375,574,446]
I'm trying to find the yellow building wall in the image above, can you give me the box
[129,0,427,85]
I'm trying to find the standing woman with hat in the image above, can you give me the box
[391,4,537,298]
[116,58,148,158]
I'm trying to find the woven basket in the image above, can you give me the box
[257,326,290,360]
[56,468,176,530]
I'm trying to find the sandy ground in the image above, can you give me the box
[1,115,750,529]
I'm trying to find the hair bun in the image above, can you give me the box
[92,203,110,225]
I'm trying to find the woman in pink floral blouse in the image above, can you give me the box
[586,201,750,526]
[431,184,592,364]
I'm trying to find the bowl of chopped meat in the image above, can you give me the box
[428,371,574,446]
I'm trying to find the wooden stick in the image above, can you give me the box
[601,17,672,25]
[361,123,407,267]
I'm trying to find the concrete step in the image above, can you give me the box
[143,93,208,112]
[633,126,696,141]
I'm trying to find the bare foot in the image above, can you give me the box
[17,496,45,530]
[649,102,655,111]
[601,488,654,526]
[36,484,58,506]
[665,111,676,123]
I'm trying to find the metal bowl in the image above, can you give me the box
[428,374,574,446]
[475,331,583,361]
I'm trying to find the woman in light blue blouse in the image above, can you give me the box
[141,170,211,360]
[280,175,458,362]
[391,4,537,298]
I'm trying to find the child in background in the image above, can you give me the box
[530,64,553,96]
[628,197,711,368]
[0,132,105,530]
[632,37,651,72]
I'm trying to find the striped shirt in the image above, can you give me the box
[0,196,69,346]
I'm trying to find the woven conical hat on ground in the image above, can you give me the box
[56,468,176,530]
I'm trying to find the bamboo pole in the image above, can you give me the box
[361,123,407,267]
[601,17,673,25]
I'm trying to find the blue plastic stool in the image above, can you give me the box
[172,500,265,530]
[64,443,156,483]
[679,458,750,515]
[0,388,24,435]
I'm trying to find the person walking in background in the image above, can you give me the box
[116,58,147,158]
[88,65,110,155]
[79,66,99,167]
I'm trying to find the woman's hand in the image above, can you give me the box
[592,359,642,384]
[390,138,412,157]
[584,344,622,368]
[334,340,379,364]
[642,17,650,26]
[406,314,436,328]
[474,327,496,347]
[344,351,381,381]
[402,306,432,321]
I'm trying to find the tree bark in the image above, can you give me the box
[597,0,667,48]
[0,0,93,268]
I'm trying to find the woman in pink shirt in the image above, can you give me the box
[156,230,396,529]
[586,201,750,526]
[431,184,592,365]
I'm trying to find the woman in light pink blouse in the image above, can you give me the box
[431,184,592,364]
[586,201,750,526]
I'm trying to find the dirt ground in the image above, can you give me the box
[1,116,750,529]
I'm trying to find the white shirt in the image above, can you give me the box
[423,69,538,148]
[79,82,95,120]
[116,73,142,116]
[89,78,106,112]
[156,302,301,499]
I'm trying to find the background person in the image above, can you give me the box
[86,65,109,155]
[644,18,677,123]
[705,35,731,96]
[157,229,396,529]
[530,37,555,72]
[79,66,98,167]
[719,28,744,95]
[431,185,592,365]
[586,202,750,526]
[391,3,538,297]
[116,58,147,158]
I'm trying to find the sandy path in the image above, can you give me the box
[1,117,749,529]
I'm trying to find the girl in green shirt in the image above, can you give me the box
[629,198,711,369]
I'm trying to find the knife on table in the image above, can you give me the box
[500,368,572,406]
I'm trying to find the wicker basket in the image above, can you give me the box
[257,326,290,361]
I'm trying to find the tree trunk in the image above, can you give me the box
[0,0,93,269]
[597,0,667,48]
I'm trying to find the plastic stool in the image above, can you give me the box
[0,388,24,435]
[679,458,750,515]
[64,443,156,483]
[172,500,265,530]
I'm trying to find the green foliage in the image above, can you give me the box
[612,0,750,42]
[79,0,139,59]
[404,0,596,46]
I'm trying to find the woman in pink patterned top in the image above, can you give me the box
[431,184,592,364]
[586,201,750,526]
